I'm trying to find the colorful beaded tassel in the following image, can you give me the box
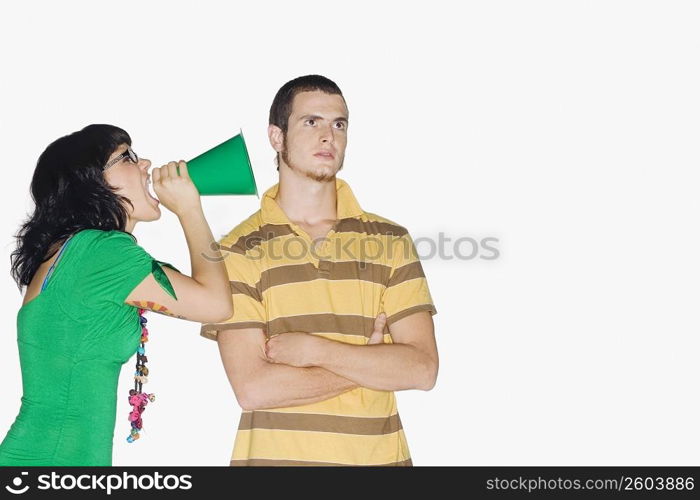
[126,308,155,443]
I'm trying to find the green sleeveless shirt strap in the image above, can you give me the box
[151,260,180,300]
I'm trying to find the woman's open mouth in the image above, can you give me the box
[145,178,159,205]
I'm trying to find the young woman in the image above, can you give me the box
[0,124,233,465]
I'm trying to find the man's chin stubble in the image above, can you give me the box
[282,151,344,183]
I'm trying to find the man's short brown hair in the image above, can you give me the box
[269,74,345,135]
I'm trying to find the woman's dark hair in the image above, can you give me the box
[10,124,136,290]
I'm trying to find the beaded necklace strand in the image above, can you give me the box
[126,308,155,442]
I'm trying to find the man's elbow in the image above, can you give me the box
[236,395,258,412]
[417,358,439,391]
[234,381,264,411]
[209,300,234,323]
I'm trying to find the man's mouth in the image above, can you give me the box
[314,151,335,159]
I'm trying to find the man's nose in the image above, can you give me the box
[320,124,335,144]
[140,158,152,169]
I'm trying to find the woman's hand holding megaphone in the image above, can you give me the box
[151,161,201,216]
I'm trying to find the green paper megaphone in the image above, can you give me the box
[177,130,258,196]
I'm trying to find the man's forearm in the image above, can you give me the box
[240,363,357,410]
[309,339,436,391]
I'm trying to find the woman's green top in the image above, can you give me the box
[0,229,178,466]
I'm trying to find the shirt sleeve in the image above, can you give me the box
[81,230,180,306]
[199,237,265,341]
[381,230,437,326]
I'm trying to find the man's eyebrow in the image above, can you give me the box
[298,114,349,122]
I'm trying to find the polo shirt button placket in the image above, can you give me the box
[289,223,319,271]
[317,230,336,276]
[317,259,331,276]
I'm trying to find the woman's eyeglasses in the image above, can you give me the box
[104,147,139,171]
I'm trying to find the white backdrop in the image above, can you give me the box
[0,1,698,466]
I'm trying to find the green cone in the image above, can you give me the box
[180,131,258,196]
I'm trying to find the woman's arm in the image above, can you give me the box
[124,161,232,323]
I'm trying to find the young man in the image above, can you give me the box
[200,75,438,466]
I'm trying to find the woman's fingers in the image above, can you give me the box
[156,163,169,180]
[153,160,188,181]
[177,160,189,179]
[166,161,179,178]
[150,159,201,217]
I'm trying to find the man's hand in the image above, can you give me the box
[265,332,320,367]
[367,312,387,345]
[265,312,388,366]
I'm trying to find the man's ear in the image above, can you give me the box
[268,124,284,153]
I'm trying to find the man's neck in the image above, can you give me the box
[275,170,338,225]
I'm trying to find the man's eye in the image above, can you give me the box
[334,122,346,129]
[305,119,316,126]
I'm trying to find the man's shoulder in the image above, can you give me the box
[218,210,265,248]
[345,211,411,238]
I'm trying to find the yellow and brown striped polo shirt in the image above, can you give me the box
[201,177,437,466]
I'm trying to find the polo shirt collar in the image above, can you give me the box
[261,177,364,225]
